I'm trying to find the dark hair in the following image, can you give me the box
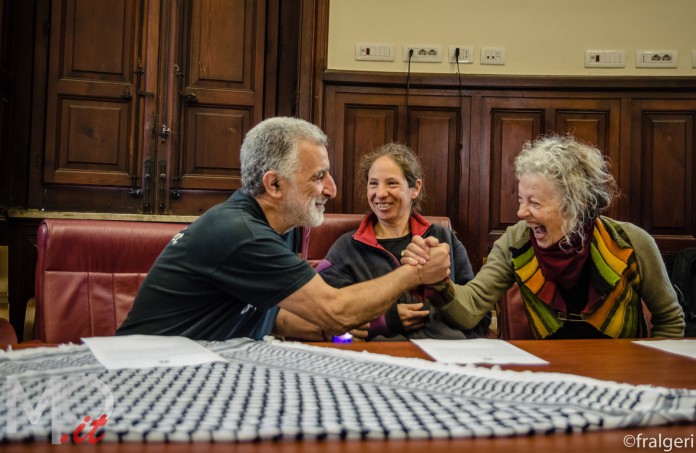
[359,142,425,213]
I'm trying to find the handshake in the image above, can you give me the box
[401,235,456,308]
[401,236,453,290]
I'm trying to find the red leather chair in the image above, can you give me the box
[496,283,534,340]
[302,213,452,267]
[29,215,453,343]
[0,318,17,344]
[29,219,188,344]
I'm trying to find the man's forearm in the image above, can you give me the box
[328,264,424,333]
[273,308,327,341]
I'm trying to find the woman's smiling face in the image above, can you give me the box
[367,156,421,227]
[516,173,565,248]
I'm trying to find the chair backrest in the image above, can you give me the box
[496,283,534,340]
[496,282,654,340]
[302,213,452,267]
[34,219,188,343]
[0,318,17,344]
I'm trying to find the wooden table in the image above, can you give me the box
[3,339,695,453]
[331,338,696,389]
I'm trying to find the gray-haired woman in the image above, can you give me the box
[404,135,685,339]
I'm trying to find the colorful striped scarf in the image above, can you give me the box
[511,216,647,339]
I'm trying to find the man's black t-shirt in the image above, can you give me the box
[117,191,316,340]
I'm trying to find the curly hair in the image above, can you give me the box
[514,134,618,247]
[240,117,328,196]
[358,142,425,213]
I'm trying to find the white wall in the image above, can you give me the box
[328,0,696,76]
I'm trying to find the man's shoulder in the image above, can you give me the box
[176,197,269,253]
[208,191,256,214]
[198,192,264,226]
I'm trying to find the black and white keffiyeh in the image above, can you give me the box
[1,338,694,443]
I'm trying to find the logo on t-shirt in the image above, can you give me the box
[171,232,184,245]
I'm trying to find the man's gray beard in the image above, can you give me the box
[284,195,324,228]
[306,204,324,227]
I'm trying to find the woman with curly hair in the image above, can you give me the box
[404,135,684,339]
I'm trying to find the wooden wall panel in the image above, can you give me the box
[489,110,542,238]
[647,116,689,229]
[179,107,249,190]
[634,103,696,252]
[0,91,7,215]
[408,109,459,221]
[48,100,132,185]
[555,109,620,221]
[28,0,281,215]
[44,0,136,187]
[179,0,262,105]
[323,76,665,270]
[343,107,397,213]
[171,0,265,213]
[65,0,128,78]
[324,89,468,236]
[557,112,608,149]
[0,0,9,220]
[190,0,246,85]
[41,0,140,210]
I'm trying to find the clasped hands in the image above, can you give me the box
[400,235,450,284]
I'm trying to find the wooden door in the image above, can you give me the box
[167,0,266,215]
[35,0,269,215]
[631,99,696,253]
[41,0,142,212]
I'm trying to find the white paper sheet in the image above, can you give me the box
[633,339,696,360]
[411,338,549,365]
[82,335,228,370]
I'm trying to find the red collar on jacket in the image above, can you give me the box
[353,212,432,246]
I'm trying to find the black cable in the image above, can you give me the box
[455,48,463,149]
[450,48,464,217]
[455,48,463,133]
[405,49,413,142]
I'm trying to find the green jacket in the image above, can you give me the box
[438,218,685,338]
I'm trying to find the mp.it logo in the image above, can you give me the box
[6,375,114,444]
[60,414,109,444]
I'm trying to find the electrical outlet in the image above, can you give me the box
[448,45,474,64]
[403,45,443,63]
[691,49,696,68]
[480,46,505,65]
[585,50,626,68]
[635,50,678,68]
[355,43,395,61]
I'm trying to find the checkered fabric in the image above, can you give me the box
[1,339,694,443]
